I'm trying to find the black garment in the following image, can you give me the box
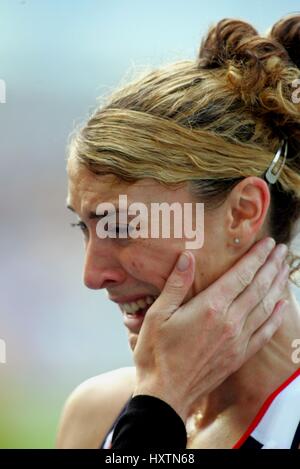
[100,368,300,449]
[111,395,187,450]
[99,396,264,449]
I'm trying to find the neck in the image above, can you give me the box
[189,285,300,426]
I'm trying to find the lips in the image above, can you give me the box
[109,293,158,304]
[121,305,151,334]
[108,292,159,333]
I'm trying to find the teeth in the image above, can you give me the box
[137,298,147,309]
[146,296,155,305]
[123,302,139,313]
[121,295,157,314]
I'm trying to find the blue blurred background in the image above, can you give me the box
[0,0,300,448]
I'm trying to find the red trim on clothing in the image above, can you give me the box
[233,367,300,448]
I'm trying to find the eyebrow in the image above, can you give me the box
[67,204,129,220]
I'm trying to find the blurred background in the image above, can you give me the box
[0,0,300,448]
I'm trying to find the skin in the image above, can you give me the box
[65,155,300,448]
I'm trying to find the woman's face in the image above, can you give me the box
[67,157,249,350]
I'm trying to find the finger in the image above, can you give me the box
[245,299,288,361]
[228,243,288,324]
[243,261,290,336]
[147,251,195,320]
[202,237,276,313]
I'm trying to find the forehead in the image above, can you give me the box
[67,157,184,215]
[67,156,121,196]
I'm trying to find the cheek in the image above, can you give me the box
[129,257,145,272]
[120,242,180,290]
[193,244,231,294]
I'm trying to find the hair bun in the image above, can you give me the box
[197,19,259,68]
[196,17,300,128]
[197,17,290,74]
[195,16,300,173]
[269,14,300,69]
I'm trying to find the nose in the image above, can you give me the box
[83,241,127,290]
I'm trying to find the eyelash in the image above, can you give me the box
[70,221,88,233]
[70,222,130,236]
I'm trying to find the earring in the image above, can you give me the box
[234,238,240,244]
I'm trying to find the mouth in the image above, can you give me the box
[118,295,159,333]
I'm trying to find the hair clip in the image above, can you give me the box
[264,139,288,184]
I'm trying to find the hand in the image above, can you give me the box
[132,237,290,422]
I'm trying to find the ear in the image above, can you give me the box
[225,177,271,243]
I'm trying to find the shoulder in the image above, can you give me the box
[55,366,136,448]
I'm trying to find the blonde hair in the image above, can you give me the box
[69,14,300,286]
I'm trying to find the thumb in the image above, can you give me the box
[148,251,195,320]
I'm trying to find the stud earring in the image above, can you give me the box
[234,238,240,244]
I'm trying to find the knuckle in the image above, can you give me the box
[223,320,239,339]
[255,277,270,299]
[168,275,185,290]
[273,255,283,271]
[257,249,268,266]
[261,297,273,318]
[206,295,228,316]
[236,267,253,288]
[213,284,230,313]
[165,282,184,299]
[206,304,221,321]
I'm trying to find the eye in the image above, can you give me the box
[103,225,131,238]
[70,222,132,240]
[114,225,130,236]
[70,221,88,234]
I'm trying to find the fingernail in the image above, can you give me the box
[177,252,190,272]
[265,237,276,251]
